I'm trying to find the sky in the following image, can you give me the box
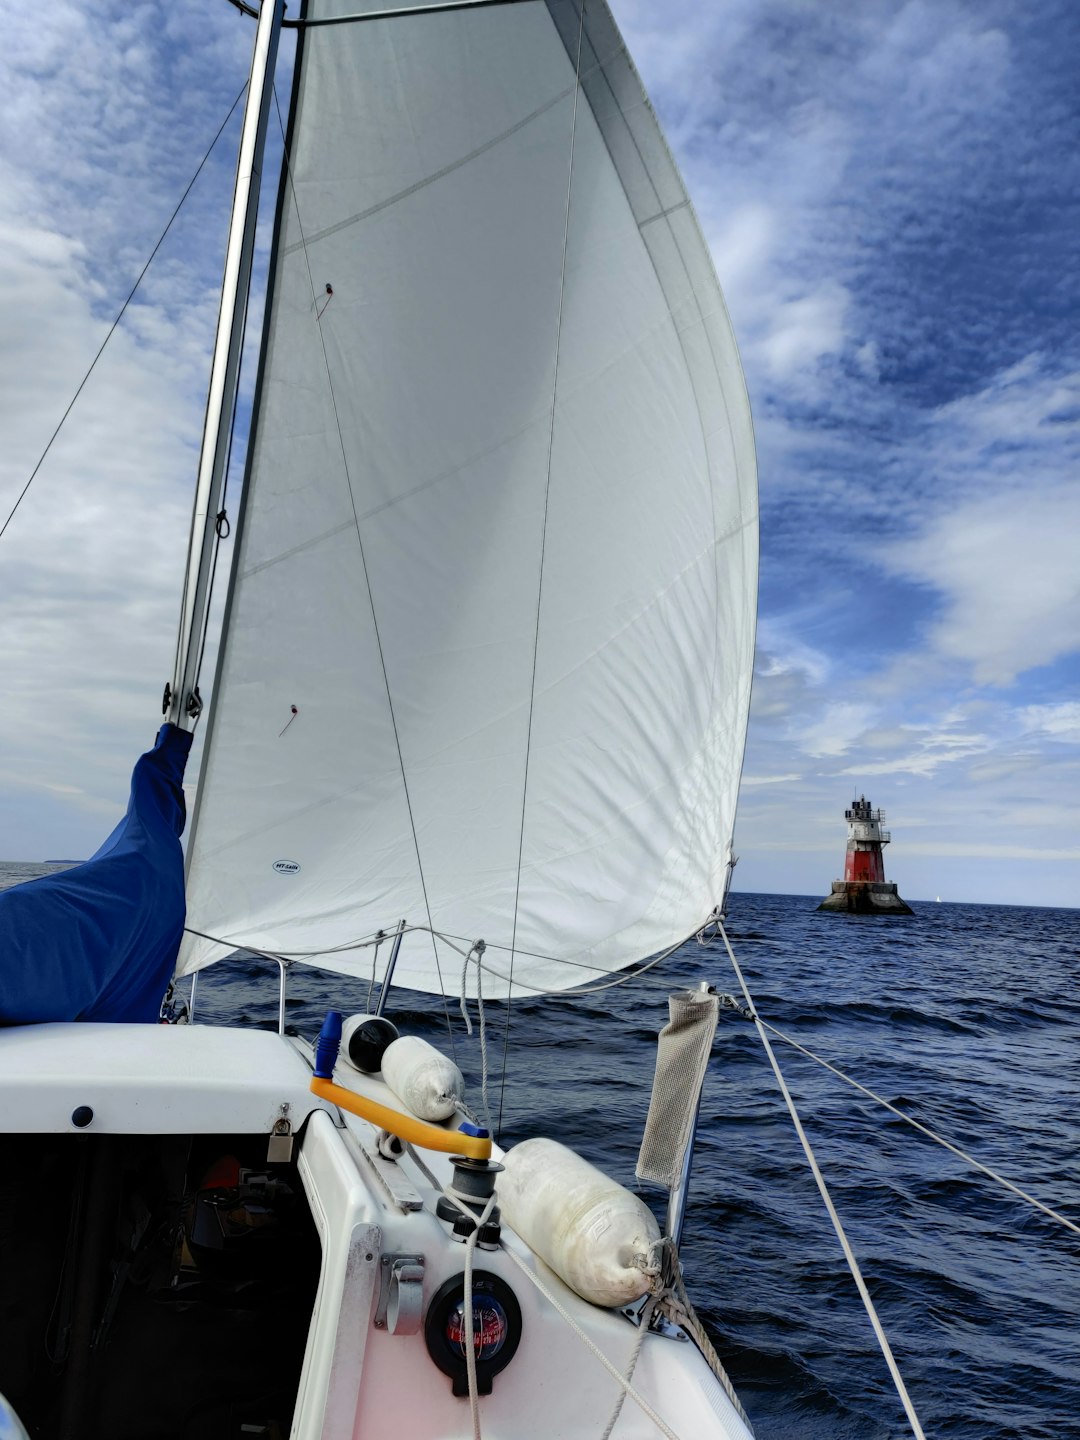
[0,0,1076,908]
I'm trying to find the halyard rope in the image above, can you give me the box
[718,920,928,1440]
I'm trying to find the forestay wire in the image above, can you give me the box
[717,919,928,1440]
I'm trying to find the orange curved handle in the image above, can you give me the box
[310,1076,492,1160]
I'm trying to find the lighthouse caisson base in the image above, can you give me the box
[818,881,913,915]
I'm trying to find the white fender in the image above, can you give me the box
[380,1035,465,1122]
[498,1137,660,1308]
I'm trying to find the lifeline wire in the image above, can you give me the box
[0,85,248,546]
[499,0,588,1139]
[270,85,458,1059]
[181,917,698,997]
[718,920,928,1440]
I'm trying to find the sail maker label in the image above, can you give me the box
[273,860,301,875]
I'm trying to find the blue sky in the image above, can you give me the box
[0,1,1076,907]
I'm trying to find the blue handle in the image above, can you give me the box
[314,1010,343,1078]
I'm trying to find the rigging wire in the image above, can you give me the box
[0,85,248,547]
[718,919,928,1440]
[269,85,459,1060]
[735,1010,1080,1242]
[499,0,587,1139]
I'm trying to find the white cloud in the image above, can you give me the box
[760,281,851,381]
[882,481,1080,685]
[1016,702,1080,745]
[797,702,876,759]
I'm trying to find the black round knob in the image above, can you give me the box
[71,1106,94,1129]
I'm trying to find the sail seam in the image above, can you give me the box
[238,518,357,579]
[638,199,691,229]
[282,78,580,255]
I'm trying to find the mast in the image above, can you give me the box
[165,0,284,730]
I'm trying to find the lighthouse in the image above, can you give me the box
[818,795,913,913]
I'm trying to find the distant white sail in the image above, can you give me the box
[179,0,758,996]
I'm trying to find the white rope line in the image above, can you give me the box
[401,1143,493,1439]
[403,1145,686,1440]
[501,1247,686,1440]
[642,1238,753,1432]
[463,1191,498,1440]
[599,1297,654,1440]
[757,1018,1080,1240]
[458,942,494,1130]
[717,921,927,1440]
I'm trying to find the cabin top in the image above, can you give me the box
[0,1022,332,1135]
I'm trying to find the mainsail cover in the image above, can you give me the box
[0,725,192,1024]
[180,0,758,996]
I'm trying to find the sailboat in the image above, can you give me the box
[0,1,758,1435]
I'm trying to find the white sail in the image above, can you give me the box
[179,0,758,997]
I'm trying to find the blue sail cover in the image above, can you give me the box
[0,724,193,1024]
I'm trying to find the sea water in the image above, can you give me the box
[3,865,1077,1439]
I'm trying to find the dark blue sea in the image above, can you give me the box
[2,868,1077,1438]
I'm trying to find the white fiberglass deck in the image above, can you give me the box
[0,1021,331,1134]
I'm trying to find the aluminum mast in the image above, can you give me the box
[166,0,284,730]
